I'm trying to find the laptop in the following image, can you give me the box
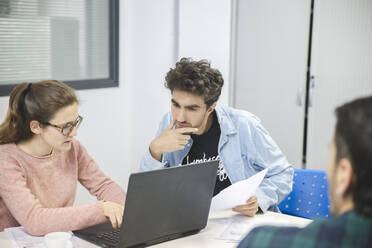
[73,160,219,248]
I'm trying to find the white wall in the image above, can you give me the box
[0,0,231,204]
[178,0,231,105]
[231,0,311,169]
[306,0,372,170]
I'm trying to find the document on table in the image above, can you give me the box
[216,215,256,243]
[210,168,268,211]
[216,213,300,243]
[4,226,86,248]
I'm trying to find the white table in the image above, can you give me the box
[0,211,311,248]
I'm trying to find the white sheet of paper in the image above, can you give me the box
[4,226,87,248]
[210,168,268,211]
[215,212,306,243]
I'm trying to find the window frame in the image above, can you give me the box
[0,0,119,97]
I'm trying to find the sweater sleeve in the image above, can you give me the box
[0,158,107,236]
[75,140,126,205]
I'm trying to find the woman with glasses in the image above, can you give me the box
[0,80,125,235]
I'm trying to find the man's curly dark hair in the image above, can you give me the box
[165,58,224,108]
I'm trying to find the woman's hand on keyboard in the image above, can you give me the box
[102,201,124,228]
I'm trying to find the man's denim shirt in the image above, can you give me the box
[140,106,294,212]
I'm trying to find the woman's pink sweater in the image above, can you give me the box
[0,139,125,236]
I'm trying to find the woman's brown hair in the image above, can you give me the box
[0,80,78,144]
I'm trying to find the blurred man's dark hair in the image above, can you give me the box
[334,95,372,216]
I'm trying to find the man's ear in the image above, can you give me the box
[30,120,42,135]
[335,158,354,197]
[207,102,217,113]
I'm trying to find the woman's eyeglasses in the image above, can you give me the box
[42,115,83,136]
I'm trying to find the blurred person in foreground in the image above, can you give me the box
[238,95,372,248]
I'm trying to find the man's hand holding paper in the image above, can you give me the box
[232,196,259,217]
[210,169,268,216]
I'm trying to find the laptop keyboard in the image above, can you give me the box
[96,229,120,245]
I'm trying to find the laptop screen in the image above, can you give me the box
[74,160,219,248]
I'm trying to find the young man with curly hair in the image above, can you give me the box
[140,58,294,215]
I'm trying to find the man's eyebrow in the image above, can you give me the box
[171,99,179,105]
[185,104,201,109]
[171,99,201,109]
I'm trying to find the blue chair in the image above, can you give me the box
[278,169,331,219]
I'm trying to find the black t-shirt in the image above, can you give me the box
[182,111,232,196]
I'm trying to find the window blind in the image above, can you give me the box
[0,0,110,86]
